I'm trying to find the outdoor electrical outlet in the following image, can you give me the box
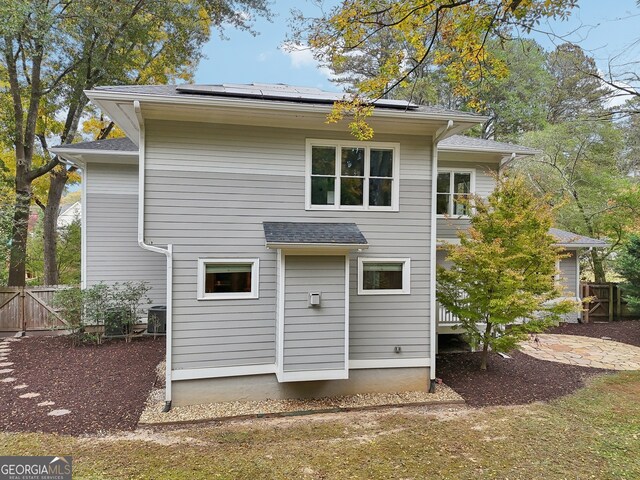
[309,292,321,307]
[394,346,402,353]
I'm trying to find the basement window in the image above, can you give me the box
[358,258,411,295]
[197,258,259,300]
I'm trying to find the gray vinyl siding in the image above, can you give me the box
[437,159,498,239]
[143,120,432,372]
[559,249,578,297]
[283,255,345,372]
[85,162,166,305]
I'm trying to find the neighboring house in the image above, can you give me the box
[51,83,607,409]
[57,201,81,228]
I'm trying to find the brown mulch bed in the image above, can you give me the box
[547,319,640,347]
[0,335,164,435]
[437,350,609,407]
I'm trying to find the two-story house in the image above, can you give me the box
[52,84,606,409]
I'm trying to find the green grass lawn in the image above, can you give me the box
[2,372,639,479]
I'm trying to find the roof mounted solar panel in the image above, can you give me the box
[175,83,419,110]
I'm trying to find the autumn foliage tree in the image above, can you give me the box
[1,0,270,286]
[436,175,577,370]
[292,0,578,139]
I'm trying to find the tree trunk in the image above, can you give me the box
[480,322,492,370]
[591,250,607,283]
[43,167,68,285]
[8,169,32,287]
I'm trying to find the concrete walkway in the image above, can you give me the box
[520,334,640,370]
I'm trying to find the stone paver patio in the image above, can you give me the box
[520,334,640,370]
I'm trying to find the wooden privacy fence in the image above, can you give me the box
[581,283,634,322]
[0,286,69,333]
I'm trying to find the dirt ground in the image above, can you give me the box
[0,335,164,435]
[548,319,640,347]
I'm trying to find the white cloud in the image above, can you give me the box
[280,42,336,79]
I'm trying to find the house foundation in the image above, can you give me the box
[172,367,430,406]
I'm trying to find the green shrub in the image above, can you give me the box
[53,281,150,345]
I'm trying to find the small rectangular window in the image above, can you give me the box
[358,258,410,295]
[197,259,259,300]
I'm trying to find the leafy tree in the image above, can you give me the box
[545,43,609,124]
[292,0,577,139]
[437,175,576,370]
[0,0,271,286]
[616,235,640,315]
[468,39,551,140]
[517,120,640,282]
[27,217,80,286]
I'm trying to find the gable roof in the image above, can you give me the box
[438,135,540,155]
[263,222,368,249]
[550,228,609,248]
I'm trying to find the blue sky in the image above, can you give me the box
[194,0,640,91]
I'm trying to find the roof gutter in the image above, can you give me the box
[133,100,174,411]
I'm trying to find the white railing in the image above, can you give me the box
[437,301,461,325]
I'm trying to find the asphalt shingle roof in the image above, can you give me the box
[93,83,486,118]
[550,228,609,247]
[263,222,368,246]
[439,134,539,155]
[55,137,137,152]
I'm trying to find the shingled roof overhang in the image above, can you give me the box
[550,228,610,248]
[263,222,368,251]
[84,83,489,141]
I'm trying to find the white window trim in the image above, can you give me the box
[436,167,476,218]
[197,258,259,300]
[357,257,411,295]
[305,138,400,212]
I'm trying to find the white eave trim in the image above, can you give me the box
[49,147,138,157]
[84,89,489,124]
[438,145,540,155]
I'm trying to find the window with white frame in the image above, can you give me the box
[307,140,399,210]
[358,258,410,295]
[197,259,259,300]
[436,169,474,216]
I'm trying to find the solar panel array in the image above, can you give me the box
[175,83,419,110]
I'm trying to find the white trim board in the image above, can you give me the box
[172,364,276,381]
[349,358,430,369]
[277,369,349,382]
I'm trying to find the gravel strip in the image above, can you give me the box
[139,384,463,424]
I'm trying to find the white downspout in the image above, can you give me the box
[134,100,174,411]
[429,120,453,392]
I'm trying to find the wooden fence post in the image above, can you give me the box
[608,283,614,322]
[20,287,26,333]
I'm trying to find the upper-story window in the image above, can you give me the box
[306,140,400,211]
[436,169,475,216]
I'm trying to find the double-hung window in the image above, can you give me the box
[436,169,474,216]
[307,140,399,210]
